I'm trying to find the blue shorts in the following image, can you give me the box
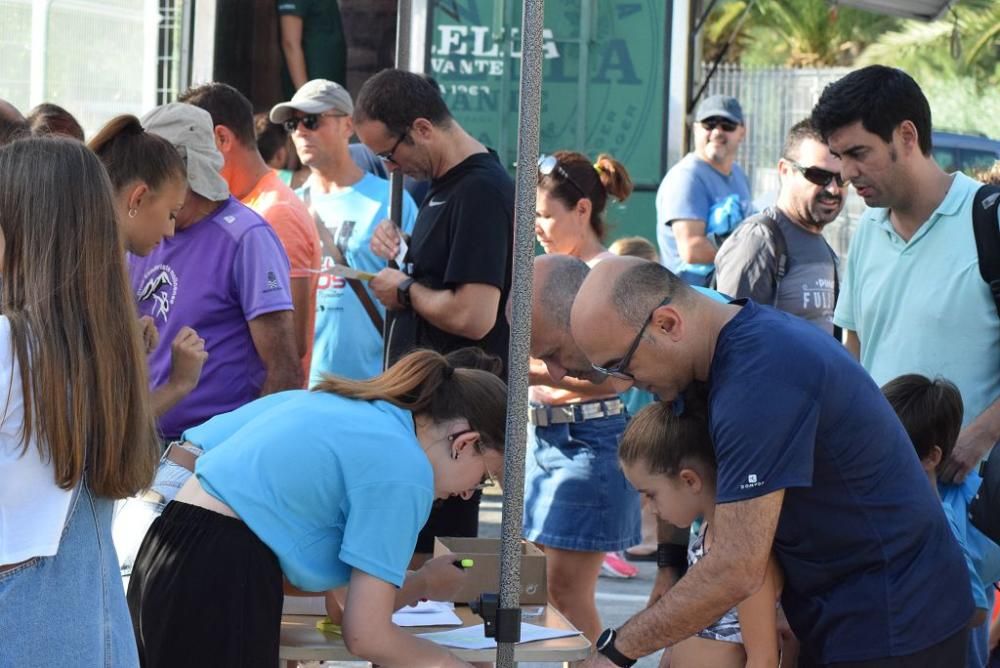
[523,411,641,552]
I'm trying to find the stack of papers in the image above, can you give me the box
[416,623,581,650]
[392,600,463,627]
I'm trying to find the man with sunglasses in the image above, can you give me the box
[715,119,843,334]
[353,69,515,568]
[655,95,752,287]
[269,79,419,384]
[571,256,973,668]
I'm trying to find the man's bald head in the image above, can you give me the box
[534,253,589,329]
[0,99,28,146]
[573,256,693,332]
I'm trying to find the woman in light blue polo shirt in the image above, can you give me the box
[127,348,507,668]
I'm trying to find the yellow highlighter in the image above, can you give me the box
[315,617,342,636]
[452,558,474,569]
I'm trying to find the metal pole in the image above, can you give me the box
[389,0,412,236]
[496,0,544,666]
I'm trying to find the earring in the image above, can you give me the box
[128,208,138,218]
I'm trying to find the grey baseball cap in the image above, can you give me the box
[695,95,744,124]
[141,103,229,201]
[269,79,354,123]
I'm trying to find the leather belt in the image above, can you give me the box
[529,398,624,427]
[163,441,198,473]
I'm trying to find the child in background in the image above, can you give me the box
[883,374,1000,668]
[618,392,782,668]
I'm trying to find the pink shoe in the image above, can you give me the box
[600,551,638,579]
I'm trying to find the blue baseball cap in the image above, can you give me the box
[695,95,744,124]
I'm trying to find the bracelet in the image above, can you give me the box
[656,542,687,570]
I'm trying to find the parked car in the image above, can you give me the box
[932,131,1000,175]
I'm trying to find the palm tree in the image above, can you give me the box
[858,0,1000,86]
[703,0,898,67]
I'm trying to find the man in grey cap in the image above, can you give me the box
[269,79,418,384]
[128,102,301,443]
[655,94,752,286]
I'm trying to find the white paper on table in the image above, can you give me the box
[392,600,463,627]
[415,623,581,649]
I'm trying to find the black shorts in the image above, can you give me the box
[414,490,483,554]
[126,502,284,668]
[798,624,969,668]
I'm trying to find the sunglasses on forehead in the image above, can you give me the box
[282,112,346,133]
[537,154,588,200]
[788,160,848,188]
[700,118,739,133]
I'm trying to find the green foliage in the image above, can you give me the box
[703,0,898,66]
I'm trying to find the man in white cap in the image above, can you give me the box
[656,94,752,287]
[269,79,418,383]
[129,102,302,444]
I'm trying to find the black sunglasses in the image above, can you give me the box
[282,112,346,133]
[700,118,739,133]
[591,295,672,381]
[376,130,409,164]
[788,160,848,188]
[537,154,588,200]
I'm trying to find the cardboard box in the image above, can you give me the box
[433,537,547,605]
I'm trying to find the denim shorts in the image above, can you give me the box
[523,411,641,552]
[0,478,140,667]
[112,441,202,582]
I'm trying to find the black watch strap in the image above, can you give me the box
[397,277,415,309]
[596,628,636,667]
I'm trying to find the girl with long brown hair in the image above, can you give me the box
[127,347,507,668]
[0,137,160,665]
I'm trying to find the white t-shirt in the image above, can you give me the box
[0,317,72,563]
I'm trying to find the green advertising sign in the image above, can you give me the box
[426,0,669,240]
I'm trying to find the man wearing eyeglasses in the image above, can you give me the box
[353,69,515,568]
[655,95,752,287]
[571,256,973,668]
[269,79,419,384]
[714,119,843,334]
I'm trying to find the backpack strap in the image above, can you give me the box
[757,208,789,306]
[302,184,385,333]
[973,184,1000,320]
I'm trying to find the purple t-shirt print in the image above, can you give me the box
[129,197,293,440]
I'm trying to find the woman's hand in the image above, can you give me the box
[416,555,468,602]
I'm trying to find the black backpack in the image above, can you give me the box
[964,184,1000,545]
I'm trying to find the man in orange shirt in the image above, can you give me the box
[181,83,321,378]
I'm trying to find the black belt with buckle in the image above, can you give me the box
[528,398,624,427]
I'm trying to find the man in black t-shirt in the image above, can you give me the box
[354,69,514,564]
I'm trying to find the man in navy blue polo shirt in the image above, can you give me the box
[570,256,973,667]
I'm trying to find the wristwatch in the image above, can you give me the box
[397,277,415,309]
[596,628,636,667]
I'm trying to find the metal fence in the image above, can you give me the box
[0,0,188,137]
[698,63,863,256]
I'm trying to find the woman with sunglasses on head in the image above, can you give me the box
[127,347,507,668]
[0,137,160,665]
[525,150,643,642]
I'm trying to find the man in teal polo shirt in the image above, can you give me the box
[812,66,1000,490]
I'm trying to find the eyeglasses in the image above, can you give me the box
[591,295,672,381]
[376,130,409,164]
[447,429,497,490]
[788,160,848,188]
[282,112,346,133]
[700,118,739,133]
[537,154,588,200]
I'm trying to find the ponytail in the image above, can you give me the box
[88,114,186,193]
[314,348,508,452]
[594,154,633,203]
